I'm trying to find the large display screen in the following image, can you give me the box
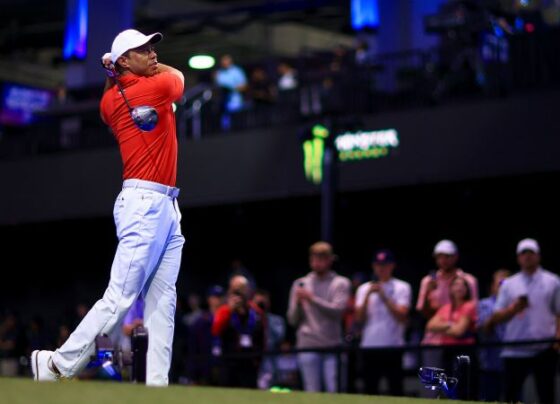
[0,83,54,126]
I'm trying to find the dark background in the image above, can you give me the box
[2,171,558,321]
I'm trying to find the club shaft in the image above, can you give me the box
[112,76,135,113]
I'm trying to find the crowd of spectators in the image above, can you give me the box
[207,43,378,133]
[4,18,560,159]
[4,0,560,161]
[2,237,559,402]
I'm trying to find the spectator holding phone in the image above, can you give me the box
[212,276,265,388]
[486,238,560,404]
[287,241,351,393]
[417,240,479,322]
[355,249,411,396]
[416,240,478,367]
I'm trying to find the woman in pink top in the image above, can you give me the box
[426,276,478,345]
[426,276,479,398]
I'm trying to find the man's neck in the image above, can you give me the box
[314,269,331,279]
[522,266,539,275]
[440,268,458,278]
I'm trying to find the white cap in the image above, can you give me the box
[110,29,162,63]
[433,239,458,255]
[516,238,540,254]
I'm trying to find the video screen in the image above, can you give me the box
[0,83,54,126]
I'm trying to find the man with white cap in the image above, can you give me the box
[31,29,185,386]
[486,238,560,404]
[416,239,478,370]
[417,240,478,329]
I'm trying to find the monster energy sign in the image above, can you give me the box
[335,129,400,161]
[303,126,400,184]
[303,124,330,185]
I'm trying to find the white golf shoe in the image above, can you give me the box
[31,350,60,381]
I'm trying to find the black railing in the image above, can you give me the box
[174,338,560,401]
[3,28,560,160]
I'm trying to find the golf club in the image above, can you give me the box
[104,64,158,132]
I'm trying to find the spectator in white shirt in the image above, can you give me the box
[355,249,411,396]
[487,238,560,404]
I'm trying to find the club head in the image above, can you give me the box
[131,105,158,131]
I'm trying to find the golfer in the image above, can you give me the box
[31,29,185,386]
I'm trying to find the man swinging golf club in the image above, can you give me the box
[31,29,185,386]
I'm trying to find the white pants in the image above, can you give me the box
[53,182,184,386]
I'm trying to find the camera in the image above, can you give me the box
[418,367,452,387]
[85,334,122,381]
[418,355,471,399]
[418,366,458,398]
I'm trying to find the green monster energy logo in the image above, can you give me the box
[303,124,330,184]
[335,129,399,161]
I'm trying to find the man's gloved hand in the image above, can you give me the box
[101,52,116,77]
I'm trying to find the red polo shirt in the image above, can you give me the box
[100,72,184,187]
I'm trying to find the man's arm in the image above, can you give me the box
[286,282,303,327]
[157,63,185,85]
[310,279,351,318]
[379,288,409,323]
[486,297,527,330]
[354,285,370,324]
[100,53,115,123]
[99,77,115,124]
[418,277,438,319]
[468,275,479,301]
[103,77,114,93]
[211,305,232,337]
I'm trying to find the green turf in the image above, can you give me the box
[0,378,483,404]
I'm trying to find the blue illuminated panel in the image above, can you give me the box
[63,0,88,60]
[351,0,379,30]
[0,84,54,126]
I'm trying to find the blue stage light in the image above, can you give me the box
[351,0,379,31]
[63,0,88,60]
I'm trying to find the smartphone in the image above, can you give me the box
[518,295,529,305]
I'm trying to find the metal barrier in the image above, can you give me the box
[181,337,560,400]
